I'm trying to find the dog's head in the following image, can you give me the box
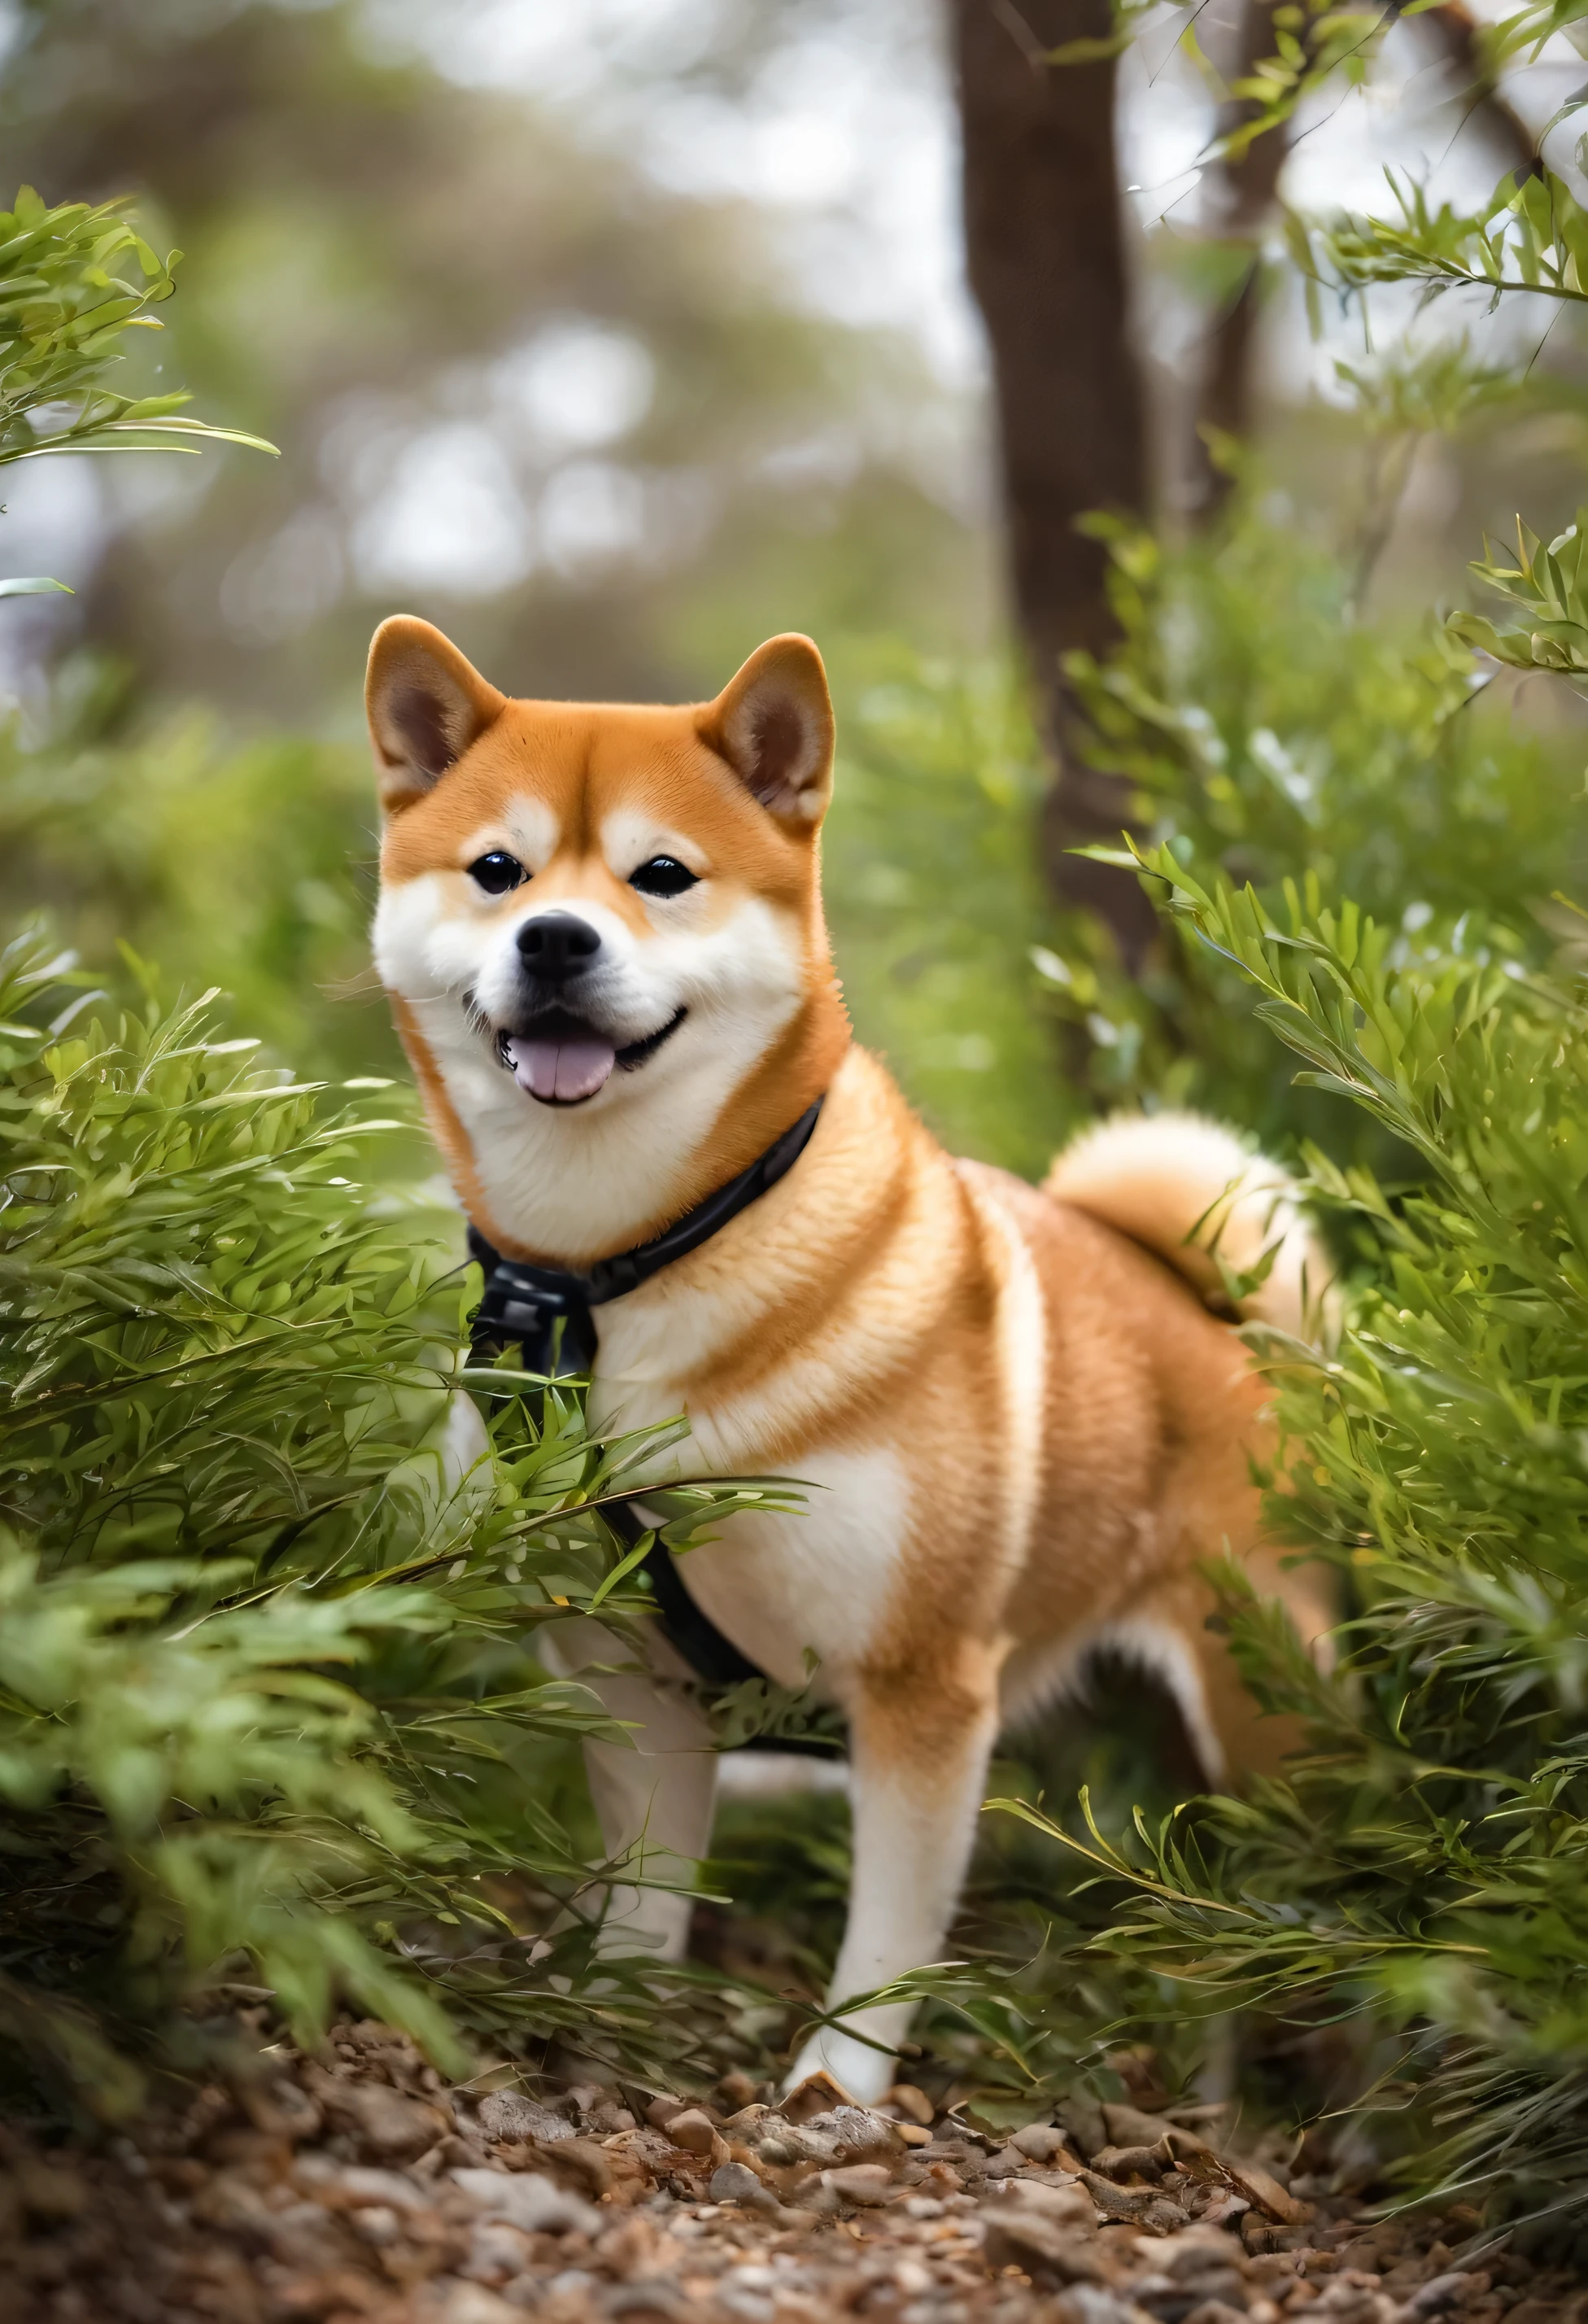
[369,618,849,1263]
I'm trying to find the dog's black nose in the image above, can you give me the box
[517,911,602,980]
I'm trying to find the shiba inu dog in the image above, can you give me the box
[368,616,1333,2103]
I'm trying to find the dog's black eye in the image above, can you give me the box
[630,856,699,898]
[469,851,525,895]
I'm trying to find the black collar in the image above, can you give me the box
[468,1098,823,1381]
[466,1098,826,1699]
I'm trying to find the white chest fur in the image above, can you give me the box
[587,1281,910,1695]
[657,1443,909,1696]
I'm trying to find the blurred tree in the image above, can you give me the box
[1190,0,1303,511]
[950,0,1158,972]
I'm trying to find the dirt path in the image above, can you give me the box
[0,2023,1577,2324]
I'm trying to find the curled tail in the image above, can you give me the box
[1043,1111,1331,1343]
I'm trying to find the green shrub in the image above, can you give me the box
[1049,507,1584,1157]
[0,932,791,2113]
[0,181,270,598]
[997,859,1588,2212]
[0,678,391,1092]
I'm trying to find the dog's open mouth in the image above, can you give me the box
[495,1007,686,1106]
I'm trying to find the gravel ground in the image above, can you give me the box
[0,2023,1580,2324]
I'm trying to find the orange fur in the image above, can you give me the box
[368,618,1333,2099]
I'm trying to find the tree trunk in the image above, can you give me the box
[1420,0,1536,170]
[951,0,1158,971]
[1193,0,1290,509]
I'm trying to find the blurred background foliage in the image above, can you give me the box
[5,0,1583,1180]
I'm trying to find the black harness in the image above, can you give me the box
[467,1100,823,1692]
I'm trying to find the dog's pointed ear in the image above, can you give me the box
[366,616,506,810]
[698,634,835,830]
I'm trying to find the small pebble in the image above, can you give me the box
[709,2160,778,2212]
[825,2163,897,2207]
[1013,2122,1075,2165]
[884,2083,936,2126]
[664,2108,720,2157]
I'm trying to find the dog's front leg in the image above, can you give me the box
[539,1615,718,1960]
[784,1647,1001,2103]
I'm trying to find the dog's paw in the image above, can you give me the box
[783,2029,894,2108]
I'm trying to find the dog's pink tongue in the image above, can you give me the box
[506,1033,616,1103]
